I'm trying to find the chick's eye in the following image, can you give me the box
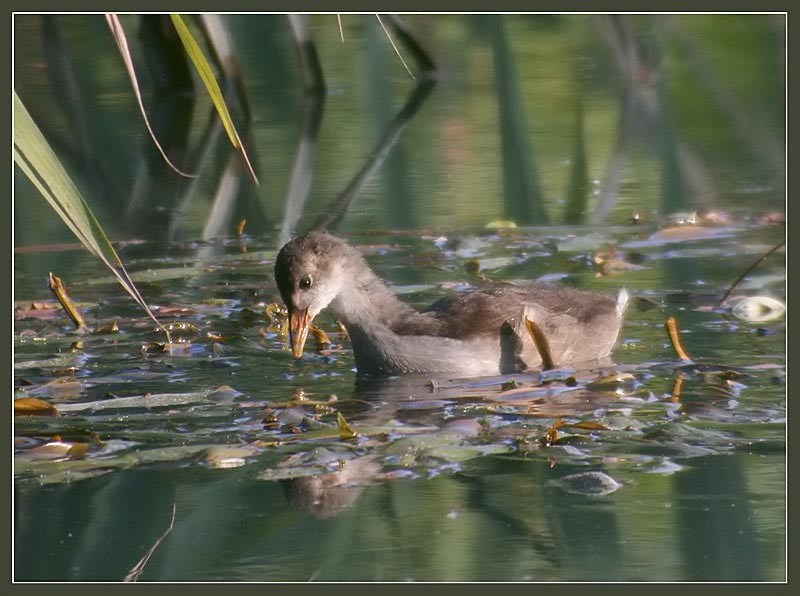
[299,275,313,290]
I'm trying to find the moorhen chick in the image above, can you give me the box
[274,231,628,376]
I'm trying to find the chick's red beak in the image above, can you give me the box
[288,307,312,358]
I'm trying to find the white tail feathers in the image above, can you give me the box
[617,288,629,316]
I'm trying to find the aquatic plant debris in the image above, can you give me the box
[553,471,622,496]
[12,224,784,498]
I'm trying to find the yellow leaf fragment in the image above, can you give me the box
[337,412,358,440]
[544,417,564,447]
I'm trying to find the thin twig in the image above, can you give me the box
[376,14,414,79]
[665,316,692,363]
[123,501,177,582]
[337,14,344,42]
[380,14,436,74]
[169,14,259,186]
[105,14,196,178]
[279,15,327,245]
[718,240,785,306]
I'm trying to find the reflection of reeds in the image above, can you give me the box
[488,15,548,225]
[591,16,640,224]
[591,14,777,222]
[563,92,588,224]
[312,77,437,233]
[667,18,784,179]
[17,14,784,241]
[107,14,195,178]
[312,15,438,233]
[170,14,258,184]
[603,16,724,220]
[278,15,326,246]
[40,16,122,204]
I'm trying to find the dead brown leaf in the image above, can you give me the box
[14,397,59,416]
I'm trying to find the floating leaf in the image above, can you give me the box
[440,418,483,438]
[586,373,638,393]
[553,471,622,496]
[14,397,59,416]
[163,342,192,355]
[593,250,646,276]
[93,266,204,285]
[622,225,735,248]
[207,385,242,400]
[263,405,319,431]
[489,382,582,405]
[93,320,120,334]
[14,302,66,320]
[485,220,517,229]
[16,377,85,400]
[202,445,258,469]
[648,226,732,243]
[563,421,611,431]
[23,440,90,461]
[272,421,437,444]
[14,354,84,371]
[425,442,511,463]
[54,390,215,413]
[556,233,614,253]
[758,211,785,225]
[728,296,785,322]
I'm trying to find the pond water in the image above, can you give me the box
[13,14,785,582]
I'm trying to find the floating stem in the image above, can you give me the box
[48,272,87,330]
[524,317,556,371]
[665,316,692,362]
